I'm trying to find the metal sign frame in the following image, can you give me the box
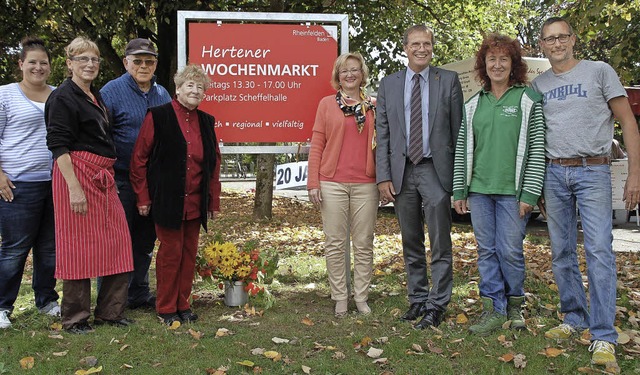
[177,11,349,154]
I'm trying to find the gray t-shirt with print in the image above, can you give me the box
[531,60,627,159]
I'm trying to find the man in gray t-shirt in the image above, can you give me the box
[531,17,640,368]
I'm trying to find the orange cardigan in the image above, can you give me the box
[307,95,376,190]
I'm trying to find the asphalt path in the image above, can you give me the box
[222,179,639,253]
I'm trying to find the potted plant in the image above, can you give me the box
[196,238,278,308]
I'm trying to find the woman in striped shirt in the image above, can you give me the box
[0,37,60,330]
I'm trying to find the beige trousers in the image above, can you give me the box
[320,181,379,302]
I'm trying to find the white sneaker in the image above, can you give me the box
[40,301,61,317]
[0,310,11,329]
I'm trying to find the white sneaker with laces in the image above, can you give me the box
[0,310,11,329]
[40,301,61,317]
[589,340,616,365]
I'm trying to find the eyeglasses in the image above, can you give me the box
[339,68,361,76]
[408,42,433,51]
[70,56,102,64]
[127,58,157,66]
[540,34,572,45]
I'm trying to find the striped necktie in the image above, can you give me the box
[408,74,423,164]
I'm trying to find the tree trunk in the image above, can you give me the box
[253,153,275,220]
[155,10,177,93]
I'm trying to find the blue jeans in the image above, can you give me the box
[544,163,617,343]
[468,193,528,315]
[0,181,58,313]
[116,173,157,304]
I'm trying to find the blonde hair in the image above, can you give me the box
[64,37,100,77]
[330,52,369,91]
[174,64,211,90]
[65,37,99,59]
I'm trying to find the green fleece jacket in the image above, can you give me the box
[452,86,546,206]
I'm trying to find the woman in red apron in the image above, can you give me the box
[45,37,134,334]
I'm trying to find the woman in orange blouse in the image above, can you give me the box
[307,52,378,318]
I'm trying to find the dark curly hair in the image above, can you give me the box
[474,33,527,91]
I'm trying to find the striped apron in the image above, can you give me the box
[52,151,133,279]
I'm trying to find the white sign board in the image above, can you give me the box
[275,161,308,190]
[611,159,628,210]
[441,57,551,101]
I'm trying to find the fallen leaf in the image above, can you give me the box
[372,358,389,365]
[617,331,630,345]
[605,362,621,374]
[360,336,372,347]
[301,365,311,374]
[301,317,314,326]
[263,351,282,361]
[121,364,133,369]
[251,348,265,355]
[332,351,346,360]
[119,344,129,352]
[376,337,389,344]
[216,328,231,337]
[513,354,527,369]
[53,351,68,357]
[272,337,290,344]
[206,366,228,374]
[236,360,254,367]
[50,322,63,330]
[48,334,64,340]
[367,347,383,358]
[20,357,35,369]
[188,328,204,340]
[577,367,601,374]
[74,366,103,375]
[411,344,423,353]
[168,320,181,330]
[79,357,98,367]
[541,347,564,358]
[498,353,514,362]
[456,314,468,324]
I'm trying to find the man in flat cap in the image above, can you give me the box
[100,38,171,310]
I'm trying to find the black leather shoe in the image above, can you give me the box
[65,322,94,334]
[158,313,182,326]
[128,295,156,310]
[94,318,135,327]
[400,302,426,321]
[178,309,198,323]
[414,308,445,329]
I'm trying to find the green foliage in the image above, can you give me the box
[558,0,640,83]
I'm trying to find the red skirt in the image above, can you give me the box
[52,151,133,279]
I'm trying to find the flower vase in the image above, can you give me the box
[224,280,248,307]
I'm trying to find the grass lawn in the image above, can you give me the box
[1,189,639,374]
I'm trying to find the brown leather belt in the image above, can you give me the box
[546,156,610,167]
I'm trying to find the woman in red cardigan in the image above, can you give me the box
[307,52,378,318]
[130,65,221,325]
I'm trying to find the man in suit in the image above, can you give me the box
[376,25,463,329]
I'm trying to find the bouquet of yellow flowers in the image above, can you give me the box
[196,239,278,298]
